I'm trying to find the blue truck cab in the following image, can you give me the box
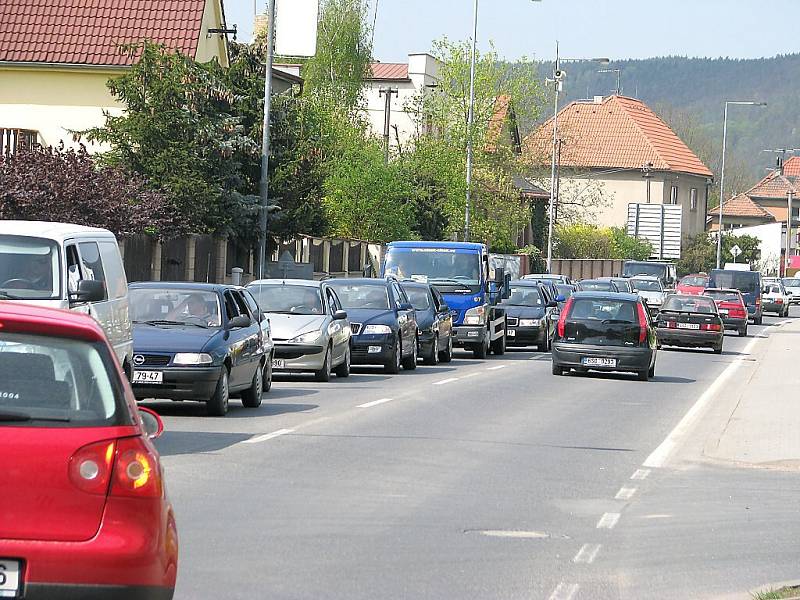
[382,241,510,358]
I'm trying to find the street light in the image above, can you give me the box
[464,0,541,242]
[545,47,610,272]
[716,100,767,269]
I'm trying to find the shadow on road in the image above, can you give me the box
[154,430,251,456]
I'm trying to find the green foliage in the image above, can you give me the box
[517,245,546,273]
[610,227,653,260]
[554,224,652,260]
[676,232,762,275]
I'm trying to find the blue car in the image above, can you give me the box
[128,282,273,416]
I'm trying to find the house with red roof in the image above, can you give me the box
[0,0,231,154]
[524,94,714,243]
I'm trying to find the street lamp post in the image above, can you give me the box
[257,0,277,280]
[716,100,767,269]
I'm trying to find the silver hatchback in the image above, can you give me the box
[246,279,352,381]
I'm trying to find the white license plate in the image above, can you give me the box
[272,359,286,370]
[132,370,163,384]
[677,322,700,330]
[582,357,617,367]
[507,329,516,337]
[0,559,20,598]
[718,309,728,315]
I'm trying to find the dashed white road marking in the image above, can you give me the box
[596,512,621,529]
[477,530,549,539]
[573,543,602,564]
[643,334,760,468]
[243,428,295,444]
[487,364,507,371]
[631,468,651,480]
[548,582,580,600]
[615,487,637,501]
[433,377,459,386]
[461,372,480,379]
[641,514,672,519]
[357,398,393,408]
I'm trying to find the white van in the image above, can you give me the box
[0,221,133,377]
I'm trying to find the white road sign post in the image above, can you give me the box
[730,244,742,263]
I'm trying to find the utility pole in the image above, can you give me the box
[464,0,479,242]
[379,87,398,165]
[787,190,794,276]
[256,0,277,280]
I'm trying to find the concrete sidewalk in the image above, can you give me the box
[699,317,800,470]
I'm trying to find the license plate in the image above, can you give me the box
[507,329,516,337]
[677,322,700,330]
[132,370,163,384]
[0,559,20,598]
[718,309,728,315]
[272,358,286,370]
[582,357,616,367]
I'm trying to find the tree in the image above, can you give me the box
[0,146,185,237]
[553,224,652,260]
[676,232,761,275]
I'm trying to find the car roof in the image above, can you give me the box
[0,220,116,241]
[326,278,388,286]
[704,287,741,294]
[129,281,238,292]
[571,291,640,301]
[630,275,661,281]
[247,279,321,288]
[398,281,432,290]
[0,301,106,343]
[510,279,545,286]
[387,241,485,251]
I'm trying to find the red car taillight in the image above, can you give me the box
[110,437,163,499]
[69,440,116,495]
[557,297,575,338]
[700,323,721,331]
[636,302,648,343]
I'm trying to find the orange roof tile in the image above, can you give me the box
[707,193,775,220]
[746,171,800,198]
[368,63,409,80]
[784,156,800,177]
[0,0,209,66]
[524,95,713,178]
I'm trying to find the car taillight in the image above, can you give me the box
[110,437,163,499]
[776,298,784,304]
[69,440,116,495]
[557,297,575,338]
[756,297,761,305]
[700,323,721,331]
[636,302,648,343]
[666,320,677,328]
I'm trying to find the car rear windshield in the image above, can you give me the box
[662,296,716,313]
[623,262,666,278]
[705,290,742,303]
[568,298,639,323]
[328,284,390,310]
[505,286,543,306]
[782,278,800,288]
[680,276,708,287]
[580,281,614,292]
[555,284,574,298]
[0,333,125,427]
[0,235,61,301]
[709,271,759,294]
[403,287,431,310]
[632,279,662,292]
[248,285,324,315]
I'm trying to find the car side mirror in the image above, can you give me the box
[333,309,348,320]
[138,407,164,440]
[398,302,413,312]
[494,267,505,285]
[440,303,450,312]
[546,300,558,308]
[69,279,105,304]
[227,315,251,329]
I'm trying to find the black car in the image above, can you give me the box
[577,279,621,292]
[655,294,724,353]
[501,281,558,351]
[128,283,272,416]
[326,278,419,373]
[400,281,454,365]
[552,291,657,381]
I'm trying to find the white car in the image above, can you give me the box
[630,275,666,313]
[782,278,800,305]
[762,282,790,317]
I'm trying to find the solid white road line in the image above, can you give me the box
[433,377,459,386]
[631,468,651,480]
[573,543,602,564]
[243,428,295,444]
[615,487,637,501]
[642,334,760,468]
[548,582,580,600]
[487,365,507,371]
[596,512,621,529]
[357,398,394,408]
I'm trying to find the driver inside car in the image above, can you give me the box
[16,254,53,291]
[183,294,215,325]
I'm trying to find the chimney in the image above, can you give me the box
[593,95,604,104]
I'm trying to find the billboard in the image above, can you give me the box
[275,0,319,57]
[627,204,683,260]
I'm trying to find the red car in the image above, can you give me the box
[676,274,709,295]
[704,287,749,336]
[0,303,177,599]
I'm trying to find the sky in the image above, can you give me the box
[227,0,800,63]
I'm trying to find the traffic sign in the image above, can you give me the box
[730,244,742,258]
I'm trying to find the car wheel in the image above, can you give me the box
[241,362,264,408]
[648,361,656,379]
[491,328,506,355]
[423,335,439,366]
[385,339,401,374]
[314,346,332,382]
[473,332,489,359]
[402,337,418,370]
[713,343,723,354]
[738,324,748,337]
[439,336,453,363]
[263,352,273,393]
[637,369,650,381]
[552,363,563,376]
[755,315,763,325]
[334,345,351,378]
[207,368,230,417]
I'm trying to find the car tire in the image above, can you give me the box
[552,363,563,376]
[755,315,763,325]
[207,368,230,417]
[334,345,351,378]
[637,369,649,381]
[439,336,453,363]
[473,332,489,359]
[648,362,656,379]
[241,362,264,408]
[384,339,401,374]
[263,353,273,393]
[738,324,748,337]
[314,346,332,382]
[423,335,439,366]
[713,343,723,355]
[402,337,418,370]
[490,328,506,355]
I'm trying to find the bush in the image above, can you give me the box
[554,224,653,260]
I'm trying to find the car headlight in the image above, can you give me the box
[464,305,487,325]
[173,353,213,366]
[289,330,323,344]
[362,324,392,335]
[519,318,540,327]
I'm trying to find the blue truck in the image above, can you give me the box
[382,241,510,358]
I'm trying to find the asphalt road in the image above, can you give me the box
[147,311,798,600]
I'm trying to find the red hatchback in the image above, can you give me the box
[0,303,177,599]
[676,274,709,295]
[704,288,749,336]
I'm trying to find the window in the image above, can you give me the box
[690,188,698,211]
[98,241,127,300]
[232,290,252,318]
[0,235,61,300]
[129,288,222,328]
[247,284,323,315]
[78,242,107,299]
[242,290,263,320]
[670,185,678,205]
[223,291,242,320]
[325,290,339,315]
[0,128,38,156]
